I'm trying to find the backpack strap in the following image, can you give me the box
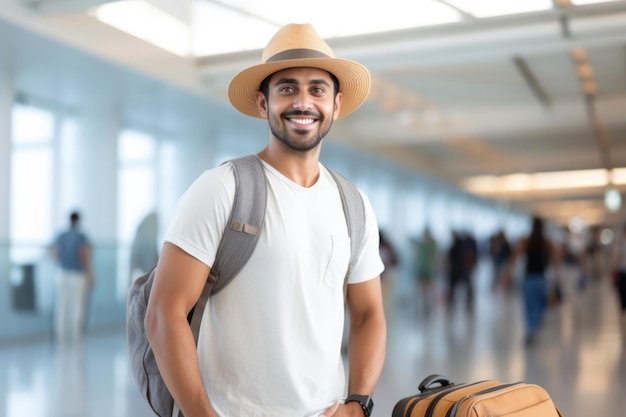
[327,168,366,275]
[211,154,267,293]
[189,154,266,344]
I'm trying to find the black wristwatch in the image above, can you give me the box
[345,394,374,417]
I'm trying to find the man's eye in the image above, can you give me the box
[279,86,295,93]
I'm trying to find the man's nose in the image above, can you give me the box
[292,90,312,110]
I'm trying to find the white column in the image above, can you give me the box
[0,34,14,244]
[0,22,16,344]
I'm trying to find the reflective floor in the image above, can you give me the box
[2,258,625,417]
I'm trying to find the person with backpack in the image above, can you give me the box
[500,216,559,346]
[141,23,386,417]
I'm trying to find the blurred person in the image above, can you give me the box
[501,216,559,346]
[489,230,511,290]
[446,231,465,311]
[447,230,477,312]
[462,231,478,310]
[445,231,460,307]
[612,224,626,342]
[129,211,159,282]
[379,229,399,309]
[50,211,93,343]
[143,23,386,417]
[415,228,438,317]
[585,226,602,282]
[558,226,585,299]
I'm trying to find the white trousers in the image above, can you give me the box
[55,270,89,343]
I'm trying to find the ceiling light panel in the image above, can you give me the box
[192,0,462,56]
[444,0,553,17]
[571,0,622,5]
[463,168,616,194]
[191,1,278,56]
[91,0,191,56]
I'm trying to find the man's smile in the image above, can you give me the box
[286,116,317,129]
[284,113,320,130]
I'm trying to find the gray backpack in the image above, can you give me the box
[126,154,366,417]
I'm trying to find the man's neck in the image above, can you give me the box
[257,145,321,187]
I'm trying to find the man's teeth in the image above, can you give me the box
[291,118,314,124]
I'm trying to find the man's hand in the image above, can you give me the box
[320,400,365,417]
[320,401,339,417]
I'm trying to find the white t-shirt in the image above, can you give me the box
[164,158,384,417]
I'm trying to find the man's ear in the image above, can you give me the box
[256,91,268,118]
[333,92,343,120]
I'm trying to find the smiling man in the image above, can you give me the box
[144,23,386,417]
[260,68,338,153]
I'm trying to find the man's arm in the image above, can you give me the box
[144,242,218,417]
[341,277,386,416]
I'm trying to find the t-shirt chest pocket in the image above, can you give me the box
[323,234,351,290]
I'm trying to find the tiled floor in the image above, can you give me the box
[1,259,625,417]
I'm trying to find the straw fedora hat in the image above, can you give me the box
[228,23,371,119]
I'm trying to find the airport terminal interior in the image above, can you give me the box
[1,1,626,417]
[2,257,625,417]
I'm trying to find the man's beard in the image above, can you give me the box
[268,110,333,152]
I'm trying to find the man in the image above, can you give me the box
[51,211,93,343]
[145,23,386,417]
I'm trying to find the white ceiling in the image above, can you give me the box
[2,0,626,228]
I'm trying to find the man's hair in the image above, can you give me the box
[259,70,340,100]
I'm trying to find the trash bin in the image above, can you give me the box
[11,263,37,312]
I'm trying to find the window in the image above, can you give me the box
[10,104,55,263]
[117,128,158,299]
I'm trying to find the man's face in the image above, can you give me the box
[256,67,342,152]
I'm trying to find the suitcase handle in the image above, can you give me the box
[418,374,454,392]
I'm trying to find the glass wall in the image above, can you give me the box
[8,103,58,335]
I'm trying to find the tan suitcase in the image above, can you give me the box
[392,374,563,417]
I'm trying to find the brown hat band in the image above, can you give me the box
[266,48,331,63]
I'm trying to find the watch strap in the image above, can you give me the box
[345,394,373,417]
